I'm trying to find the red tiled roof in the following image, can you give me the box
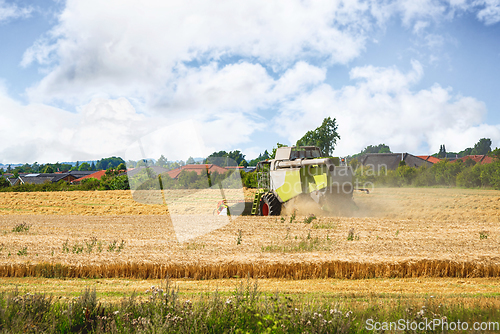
[166,164,228,179]
[453,155,493,164]
[71,170,106,183]
[417,156,441,164]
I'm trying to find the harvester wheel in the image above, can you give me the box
[259,192,281,216]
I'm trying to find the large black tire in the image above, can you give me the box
[259,192,281,216]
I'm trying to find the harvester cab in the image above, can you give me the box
[252,146,353,216]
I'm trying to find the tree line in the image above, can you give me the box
[1,157,126,177]
[354,149,500,189]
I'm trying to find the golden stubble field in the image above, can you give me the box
[0,187,500,280]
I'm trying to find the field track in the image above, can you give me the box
[1,187,500,279]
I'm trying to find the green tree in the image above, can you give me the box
[96,157,126,170]
[136,159,148,167]
[362,144,392,154]
[155,155,168,167]
[296,117,340,156]
[90,161,96,171]
[116,163,126,171]
[247,151,270,166]
[471,138,492,155]
[186,156,196,164]
[397,165,416,185]
[42,165,54,173]
[490,147,500,160]
[227,150,246,165]
[438,145,447,158]
[0,177,9,188]
[458,147,473,157]
[78,162,91,171]
[206,150,245,166]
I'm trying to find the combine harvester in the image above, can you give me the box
[251,146,355,216]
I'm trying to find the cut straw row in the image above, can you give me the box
[1,260,499,279]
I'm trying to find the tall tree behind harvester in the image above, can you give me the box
[295,117,340,156]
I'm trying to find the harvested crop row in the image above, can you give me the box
[1,259,499,279]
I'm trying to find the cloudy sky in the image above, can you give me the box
[1,0,499,163]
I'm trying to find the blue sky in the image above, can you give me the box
[1,0,499,164]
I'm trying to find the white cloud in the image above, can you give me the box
[273,62,500,155]
[0,85,76,164]
[5,0,500,164]
[349,59,423,93]
[22,0,375,105]
[0,0,31,23]
[18,0,499,107]
[474,0,500,24]
[396,0,448,26]
[413,20,430,34]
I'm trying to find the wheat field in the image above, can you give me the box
[0,187,500,279]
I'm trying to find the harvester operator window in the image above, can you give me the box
[290,147,321,159]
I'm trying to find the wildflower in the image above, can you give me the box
[113,311,119,315]
[345,311,352,318]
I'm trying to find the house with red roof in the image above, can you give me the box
[417,156,441,164]
[71,170,107,183]
[452,155,494,165]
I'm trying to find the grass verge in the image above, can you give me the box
[0,278,499,333]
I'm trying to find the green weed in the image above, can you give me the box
[12,222,30,233]
[480,231,490,240]
[17,247,28,256]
